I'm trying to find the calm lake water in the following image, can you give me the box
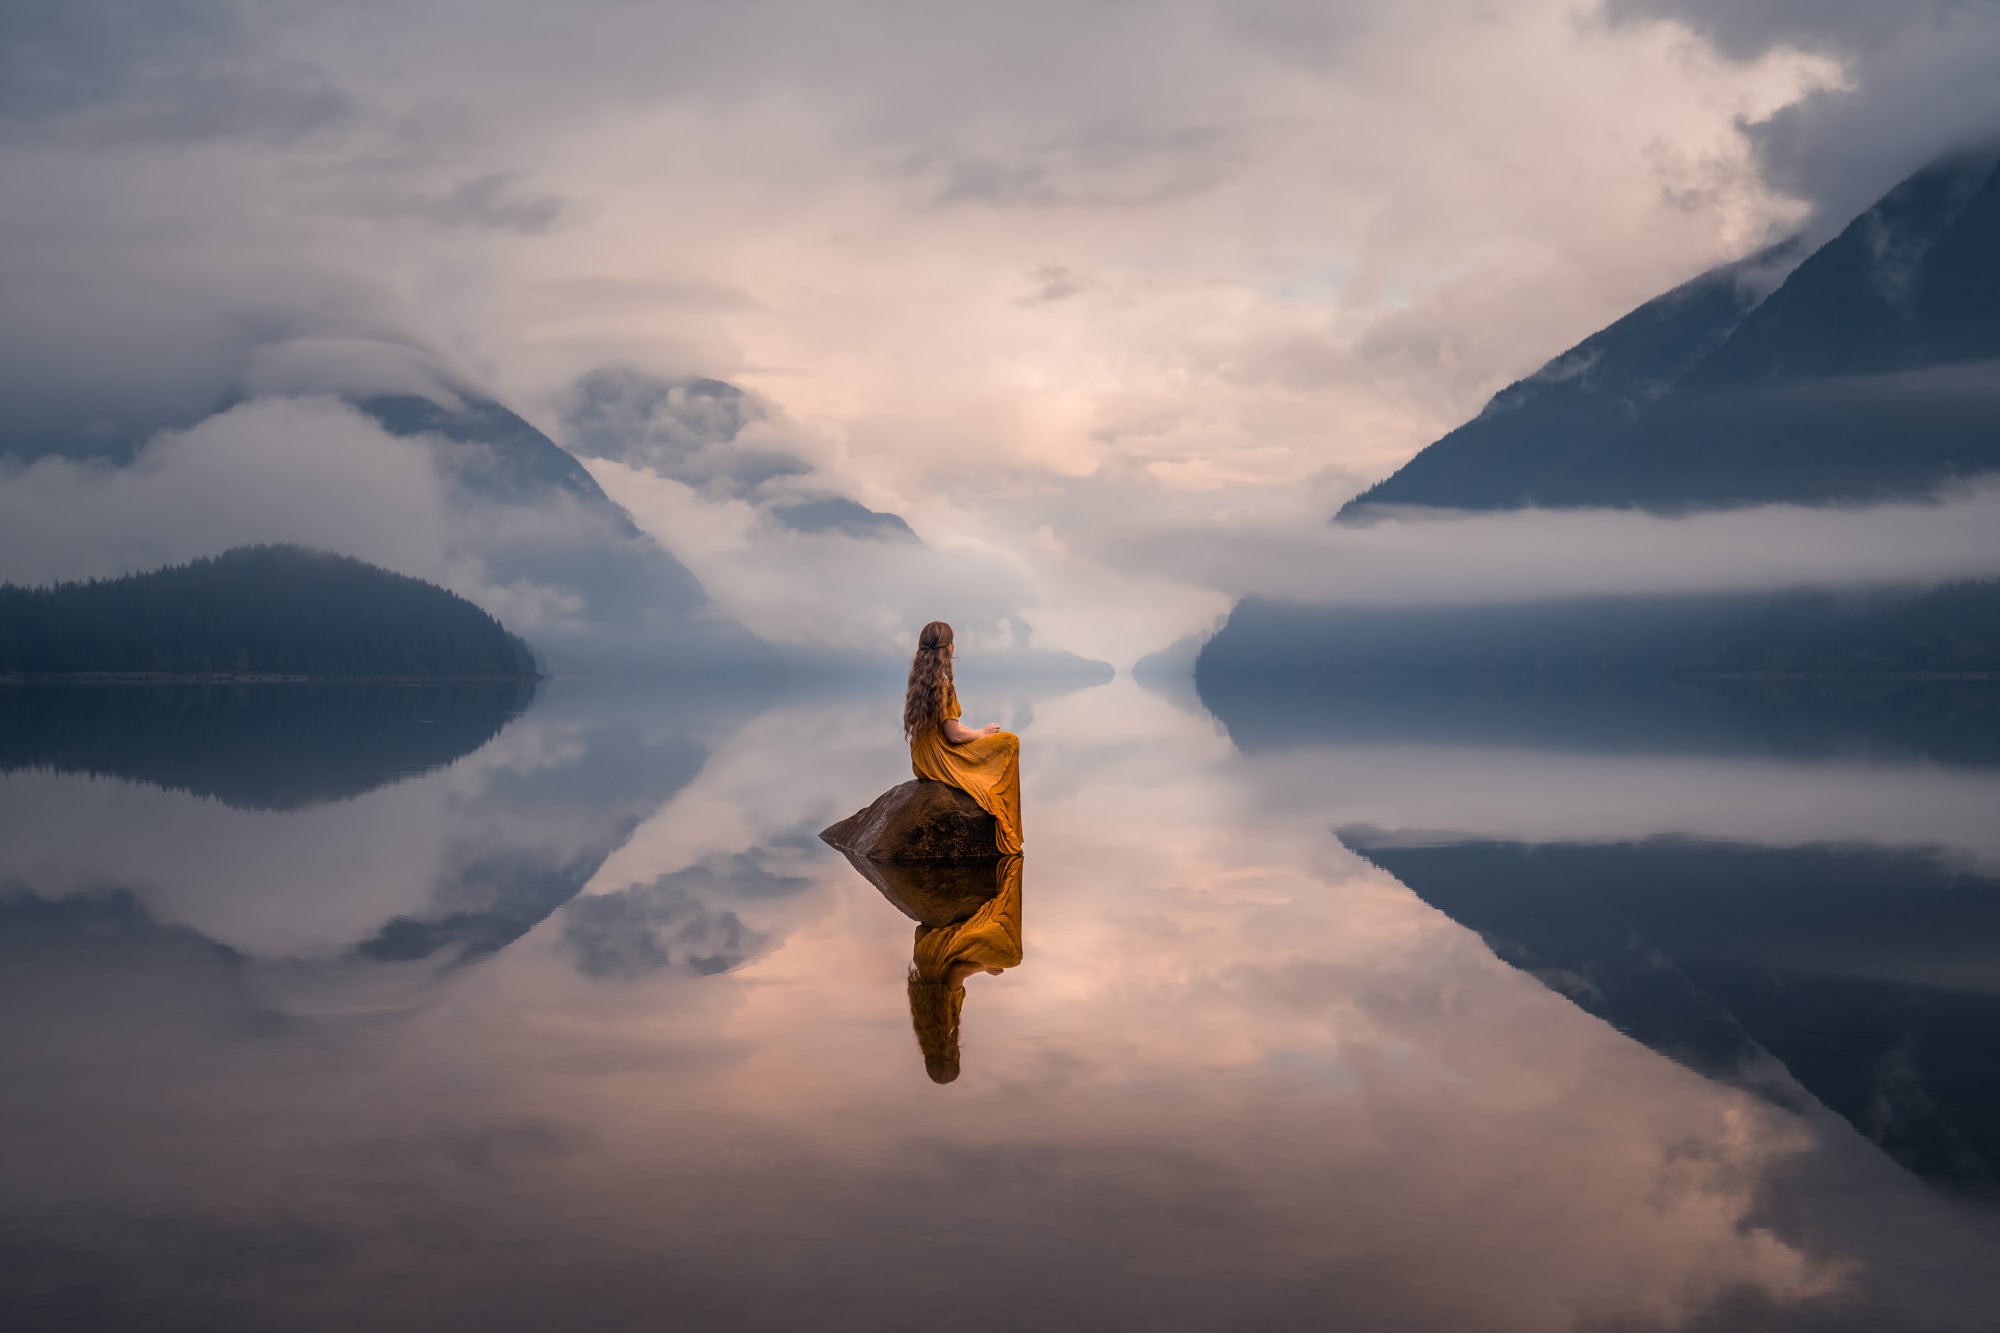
[3,675,1998,1331]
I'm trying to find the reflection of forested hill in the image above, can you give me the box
[1346,832,2000,1199]
[0,545,538,678]
[1198,675,2000,768]
[0,680,783,980]
[345,681,780,968]
[0,681,535,810]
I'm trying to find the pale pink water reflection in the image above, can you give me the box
[2,678,1996,1330]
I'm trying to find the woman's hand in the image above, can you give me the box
[941,719,1006,744]
[981,723,1002,737]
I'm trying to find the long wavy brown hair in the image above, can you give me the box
[903,620,954,741]
[906,971,962,1084]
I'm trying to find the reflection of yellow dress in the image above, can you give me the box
[908,856,1024,1083]
[912,855,1025,984]
[909,684,1023,854]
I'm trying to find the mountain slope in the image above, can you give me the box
[556,367,922,543]
[352,387,724,633]
[326,371,774,674]
[1340,149,2000,518]
[359,391,646,530]
[0,544,539,678]
[1340,239,1799,517]
[1678,151,2000,386]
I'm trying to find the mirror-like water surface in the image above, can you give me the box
[3,677,1998,1331]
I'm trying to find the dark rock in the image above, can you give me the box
[820,779,999,862]
[832,848,1009,927]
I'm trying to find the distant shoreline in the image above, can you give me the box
[0,672,544,685]
[1190,670,2000,681]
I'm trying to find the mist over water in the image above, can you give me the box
[7,2,2000,1327]
[4,676,1998,1331]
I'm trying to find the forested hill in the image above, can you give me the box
[1195,581,2000,680]
[1339,149,2000,518]
[0,545,539,678]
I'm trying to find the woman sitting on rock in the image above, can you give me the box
[905,620,1023,855]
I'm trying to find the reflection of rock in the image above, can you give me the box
[820,780,997,861]
[833,848,1008,927]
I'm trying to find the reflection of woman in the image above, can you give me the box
[904,620,1023,855]
[907,856,1024,1083]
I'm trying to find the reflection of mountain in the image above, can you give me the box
[1198,675,2000,769]
[0,679,780,979]
[561,849,809,979]
[0,544,539,678]
[1344,830,2000,1199]
[340,683,778,969]
[1132,631,1210,713]
[0,679,534,810]
[1341,150,2000,517]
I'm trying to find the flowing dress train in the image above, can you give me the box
[909,684,1023,854]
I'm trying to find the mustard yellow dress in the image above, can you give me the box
[910,684,1023,854]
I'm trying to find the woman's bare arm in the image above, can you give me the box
[941,718,1002,744]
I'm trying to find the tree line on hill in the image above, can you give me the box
[1196,581,2000,679]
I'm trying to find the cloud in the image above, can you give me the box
[1604,1,2000,230]
[0,384,720,661]
[558,366,916,542]
[0,397,453,588]
[1600,0,1964,61]
[1014,263,1096,306]
[239,336,471,408]
[1066,477,2000,608]
[424,172,565,234]
[582,455,1039,655]
[3,0,1990,666]
[1265,744,2000,873]
[559,370,797,495]
[0,679,720,967]
[0,0,350,145]
[916,122,1246,210]
[561,850,808,979]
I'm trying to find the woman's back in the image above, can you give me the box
[904,622,1023,855]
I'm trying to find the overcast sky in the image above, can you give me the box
[4,0,1999,662]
